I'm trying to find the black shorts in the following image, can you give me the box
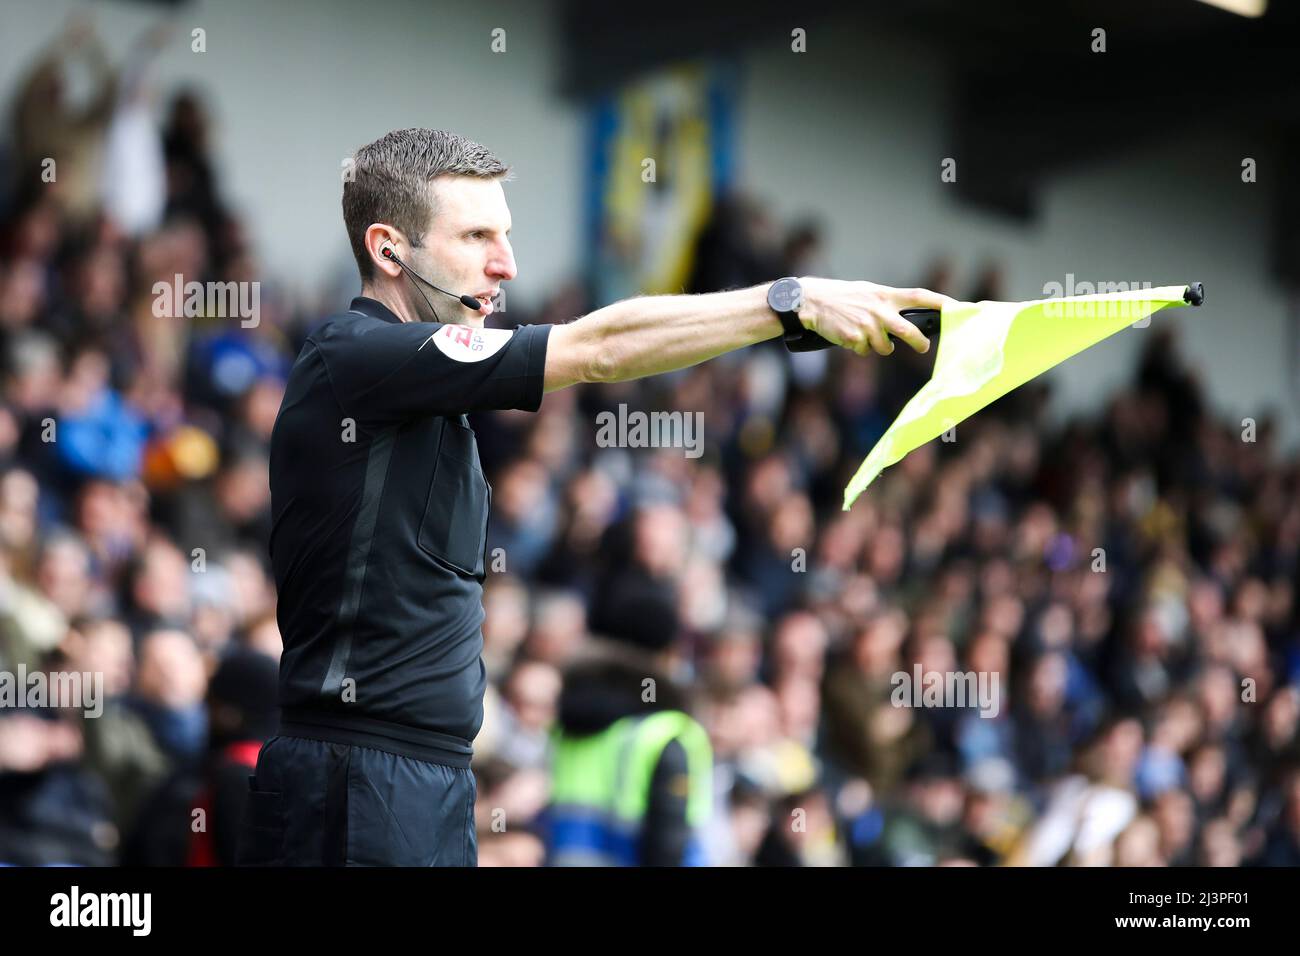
[236,734,477,867]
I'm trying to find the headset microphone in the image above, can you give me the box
[382,247,485,313]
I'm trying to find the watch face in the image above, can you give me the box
[769,277,803,313]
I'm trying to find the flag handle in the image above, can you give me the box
[898,282,1203,332]
[886,283,1201,346]
[898,308,942,339]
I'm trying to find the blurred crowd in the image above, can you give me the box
[1,14,1298,868]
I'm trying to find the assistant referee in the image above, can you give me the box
[235,127,950,866]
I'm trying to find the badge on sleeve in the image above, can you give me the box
[426,324,513,362]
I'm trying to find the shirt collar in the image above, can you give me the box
[349,296,403,325]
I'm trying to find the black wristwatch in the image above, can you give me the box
[768,277,833,352]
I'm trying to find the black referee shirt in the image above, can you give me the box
[268,295,551,761]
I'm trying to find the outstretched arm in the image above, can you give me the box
[542,278,953,392]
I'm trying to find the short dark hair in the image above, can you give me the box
[341,128,510,281]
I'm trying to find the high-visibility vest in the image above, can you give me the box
[545,711,713,866]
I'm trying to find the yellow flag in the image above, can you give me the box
[843,284,1202,510]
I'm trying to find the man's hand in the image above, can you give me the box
[0,715,82,773]
[798,279,955,357]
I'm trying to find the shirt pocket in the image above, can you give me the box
[417,418,489,577]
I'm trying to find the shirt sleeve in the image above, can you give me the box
[316,319,551,425]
